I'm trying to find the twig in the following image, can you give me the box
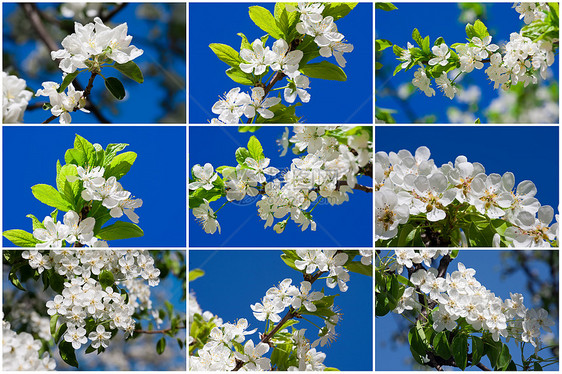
[102,3,128,22]
[42,115,57,124]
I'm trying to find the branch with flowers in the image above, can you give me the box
[3,134,143,248]
[209,2,356,124]
[376,250,558,371]
[189,249,372,371]
[189,126,372,235]
[3,4,144,124]
[2,250,186,370]
[375,146,559,247]
[375,2,558,123]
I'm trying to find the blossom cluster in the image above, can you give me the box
[375,146,558,247]
[191,127,372,234]
[211,3,353,123]
[39,17,143,123]
[2,72,33,123]
[22,250,160,352]
[390,250,555,350]
[32,165,142,248]
[3,320,56,371]
[398,4,555,101]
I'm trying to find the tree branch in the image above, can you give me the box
[101,3,128,22]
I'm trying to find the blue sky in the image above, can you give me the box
[3,3,186,124]
[375,126,559,212]
[190,250,373,371]
[376,3,560,123]
[189,126,373,247]
[376,250,559,371]
[189,2,373,124]
[3,126,186,247]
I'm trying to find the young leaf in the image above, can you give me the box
[209,43,243,67]
[31,184,73,211]
[247,136,264,160]
[59,341,79,368]
[433,332,451,359]
[451,334,468,370]
[104,77,126,100]
[57,71,80,93]
[376,39,393,52]
[56,164,80,206]
[235,147,251,165]
[375,3,398,11]
[412,28,423,47]
[97,221,144,241]
[225,67,255,86]
[99,270,115,289]
[345,261,372,276]
[54,323,68,344]
[473,19,489,38]
[74,134,96,165]
[471,336,483,366]
[299,61,347,81]
[113,61,144,83]
[64,149,87,166]
[248,6,283,39]
[3,229,39,247]
[189,269,205,281]
[50,314,60,336]
[322,2,358,21]
[156,337,166,354]
[8,263,27,290]
[104,151,137,180]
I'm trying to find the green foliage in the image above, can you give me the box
[113,61,144,83]
[376,39,393,52]
[59,341,79,368]
[58,71,80,93]
[104,151,137,180]
[248,6,284,39]
[104,77,126,100]
[209,43,243,67]
[3,229,38,247]
[300,61,347,81]
[433,331,451,359]
[451,333,468,370]
[226,66,255,86]
[189,269,205,281]
[345,261,372,276]
[375,3,398,11]
[99,270,115,289]
[235,147,252,165]
[247,135,265,160]
[97,221,144,241]
[156,337,166,355]
[471,335,484,366]
[323,3,358,21]
[31,184,73,211]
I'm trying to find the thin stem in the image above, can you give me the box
[214,201,229,214]
[299,315,322,330]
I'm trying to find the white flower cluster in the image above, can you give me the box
[392,249,451,274]
[514,2,550,24]
[6,308,52,342]
[375,146,558,247]
[294,249,352,292]
[3,320,56,370]
[39,17,142,123]
[22,250,160,351]
[35,81,90,124]
[74,166,143,223]
[191,127,372,234]
[391,251,555,349]
[211,3,353,124]
[51,17,143,74]
[2,72,32,123]
[33,210,100,248]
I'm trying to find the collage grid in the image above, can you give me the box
[0,0,560,373]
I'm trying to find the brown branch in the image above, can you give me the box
[42,115,57,124]
[437,254,452,278]
[245,71,286,124]
[101,3,128,23]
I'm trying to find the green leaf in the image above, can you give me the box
[8,262,27,290]
[247,135,264,160]
[408,322,427,356]
[225,67,255,86]
[104,143,128,166]
[475,118,481,124]
[248,6,283,39]
[534,362,543,371]
[238,126,262,133]
[323,2,358,21]
[3,229,38,247]
[434,36,445,46]
[58,71,80,93]
[31,184,73,211]
[27,214,45,230]
[209,43,243,67]
[74,134,96,166]
[85,345,96,354]
[422,36,430,54]
[104,77,126,100]
[392,44,404,57]
[50,314,59,336]
[189,269,205,281]
[412,28,423,47]
[473,19,489,38]
[345,261,372,276]
[433,331,451,359]
[99,270,115,289]
[113,61,144,83]
[496,343,512,370]
[59,341,79,368]
[376,39,393,52]
[237,32,252,51]
[375,3,397,11]
[235,147,251,165]
[471,336,484,366]
[50,271,65,293]
[64,149,86,166]
[105,151,137,180]
[465,23,477,39]
[156,337,166,354]
[300,61,347,81]
[274,4,299,40]
[54,323,67,344]
[451,334,468,370]
[56,164,80,207]
[97,221,144,241]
